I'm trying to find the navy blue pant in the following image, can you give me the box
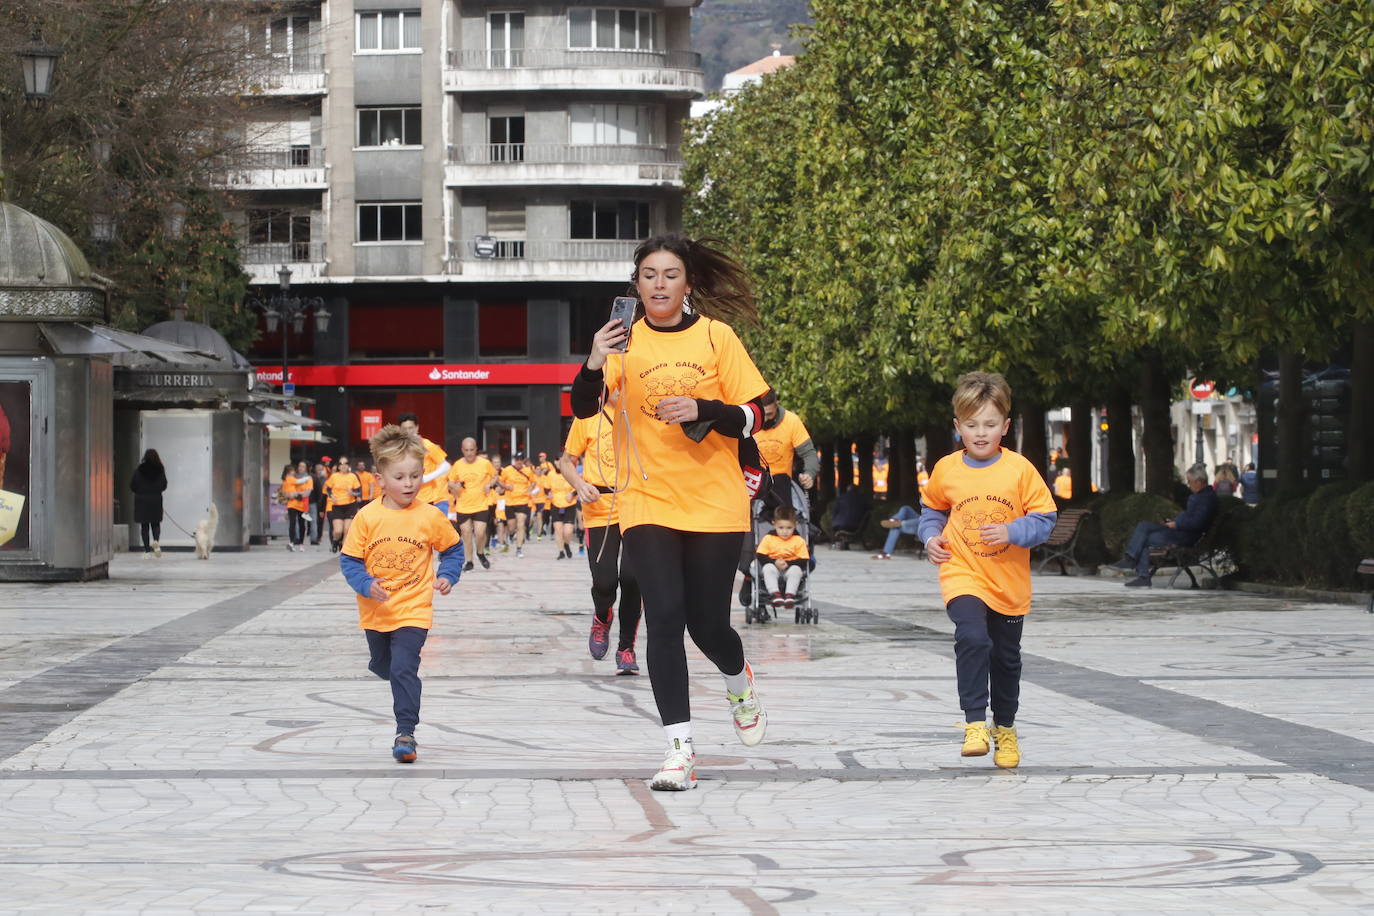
[947,595,1024,726]
[365,626,428,736]
[1123,521,1193,577]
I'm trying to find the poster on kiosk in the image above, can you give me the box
[0,380,31,551]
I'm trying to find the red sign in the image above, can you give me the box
[1190,379,1216,399]
[253,363,582,388]
[359,409,384,440]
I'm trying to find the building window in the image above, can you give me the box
[488,114,525,161]
[479,302,528,357]
[358,107,421,147]
[569,104,654,145]
[358,203,422,242]
[356,11,421,52]
[570,201,650,240]
[487,11,525,67]
[568,9,656,50]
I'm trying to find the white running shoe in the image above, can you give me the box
[727,662,767,747]
[650,745,697,791]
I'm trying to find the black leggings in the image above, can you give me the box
[287,508,306,545]
[622,525,746,726]
[587,524,642,652]
[139,522,161,551]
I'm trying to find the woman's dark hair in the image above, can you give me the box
[631,234,759,328]
[139,449,163,472]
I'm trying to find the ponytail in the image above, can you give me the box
[631,234,760,329]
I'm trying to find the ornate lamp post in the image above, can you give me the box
[246,265,328,407]
[1,35,61,197]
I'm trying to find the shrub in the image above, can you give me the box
[1097,492,1180,557]
[1347,482,1374,559]
[1304,483,1360,588]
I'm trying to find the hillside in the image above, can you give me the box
[692,0,812,90]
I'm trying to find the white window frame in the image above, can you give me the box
[356,106,423,148]
[355,10,422,54]
[357,202,424,244]
[567,8,657,51]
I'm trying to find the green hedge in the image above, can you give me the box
[1096,492,1179,557]
[1347,482,1374,558]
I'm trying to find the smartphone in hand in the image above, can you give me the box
[608,297,637,352]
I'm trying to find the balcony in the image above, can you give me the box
[241,241,327,284]
[444,143,682,188]
[445,238,638,282]
[242,54,327,96]
[443,49,703,97]
[220,148,327,190]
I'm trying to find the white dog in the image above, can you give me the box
[194,503,219,559]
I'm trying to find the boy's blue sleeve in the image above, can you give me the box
[1008,512,1057,548]
[339,553,375,597]
[917,505,949,543]
[435,541,465,585]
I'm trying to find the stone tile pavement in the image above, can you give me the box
[2,538,1373,913]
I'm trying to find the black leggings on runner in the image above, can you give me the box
[587,524,642,652]
[623,525,746,726]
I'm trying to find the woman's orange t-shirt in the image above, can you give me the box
[416,437,450,506]
[357,470,377,502]
[280,475,312,513]
[921,448,1057,616]
[326,471,362,507]
[603,316,769,533]
[564,410,622,528]
[341,499,460,631]
[755,410,810,478]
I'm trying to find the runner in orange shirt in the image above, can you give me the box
[499,453,536,558]
[397,413,452,515]
[446,437,497,570]
[546,459,579,559]
[570,234,771,791]
[279,460,313,552]
[325,456,363,553]
[487,452,508,550]
[356,460,378,502]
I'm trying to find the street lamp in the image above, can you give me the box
[246,266,328,406]
[16,35,61,105]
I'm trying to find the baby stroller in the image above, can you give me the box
[743,477,817,625]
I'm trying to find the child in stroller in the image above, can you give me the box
[745,490,818,624]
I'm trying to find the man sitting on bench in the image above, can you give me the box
[1111,464,1218,588]
[830,484,869,550]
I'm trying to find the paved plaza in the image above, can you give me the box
[2,537,1373,914]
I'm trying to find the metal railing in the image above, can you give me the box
[450,238,640,262]
[446,48,701,71]
[447,143,681,166]
[233,147,324,169]
[246,53,325,76]
[241,241,325,264]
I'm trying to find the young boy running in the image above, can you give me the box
[917,372,1056,768]
[340,425,465,764]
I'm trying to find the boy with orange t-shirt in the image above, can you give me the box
[340,425,464,764]
[918,372,1056,769]
[754,505,810,613]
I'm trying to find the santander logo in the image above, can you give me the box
[428,368,442,380]
[427,366,492,381]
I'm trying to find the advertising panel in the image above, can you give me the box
[0,381,31,550]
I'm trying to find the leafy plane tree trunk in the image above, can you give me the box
[1106,383,1136,494]
[1139,355,1176,498]
[1348,321,1374,483]
[1019,399,1049,485]
[1277,350,1304,495]
[1068,398,1094,505]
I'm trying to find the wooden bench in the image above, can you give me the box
[1148,521,1222,589]
[1034,508,1093,576]
[1359,558,1374,614]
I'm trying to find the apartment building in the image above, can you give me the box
[235,0,702,458]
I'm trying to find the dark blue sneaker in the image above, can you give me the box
[616,648,639,675]
[392,735,417,763]
[589,611,612,660]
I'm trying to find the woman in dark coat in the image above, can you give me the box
[130,449,168,558]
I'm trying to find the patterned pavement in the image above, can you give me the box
[2,538,1373,913]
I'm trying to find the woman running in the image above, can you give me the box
[570,234,771,791]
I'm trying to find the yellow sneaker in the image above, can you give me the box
[991,725,1020,768]
[958,720,990,757]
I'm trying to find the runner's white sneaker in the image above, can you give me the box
[727,662,767,747]
[649,745,697,791]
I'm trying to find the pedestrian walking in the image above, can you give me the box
[339,424,464,764]
[309,462,328,545]
[560,391,642,674]
[918,372,1057,768]
[570,233,771,791]
[130,449,167,558]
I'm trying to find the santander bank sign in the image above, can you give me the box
[253,363,580,387]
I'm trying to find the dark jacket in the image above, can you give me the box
[310,472,329,508]
[129,464,167,524]
[831,488,869,531]
[1173,485,1218,541]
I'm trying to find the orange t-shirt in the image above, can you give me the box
[603,315,769,533]
[325,471,362,507]
[446,456,496,515]
[536,463,555,505]
[755,410,810,478]
[549,472,578,510]
[357,470,377,502]
[416,437,450,506]
[921,448,1057,616]
[1054,474,1072,499]
[564,410,623,527]
[756,532,810,563]
[280,474,312,512]
[499,465,534,506]
[341,498,461,631]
